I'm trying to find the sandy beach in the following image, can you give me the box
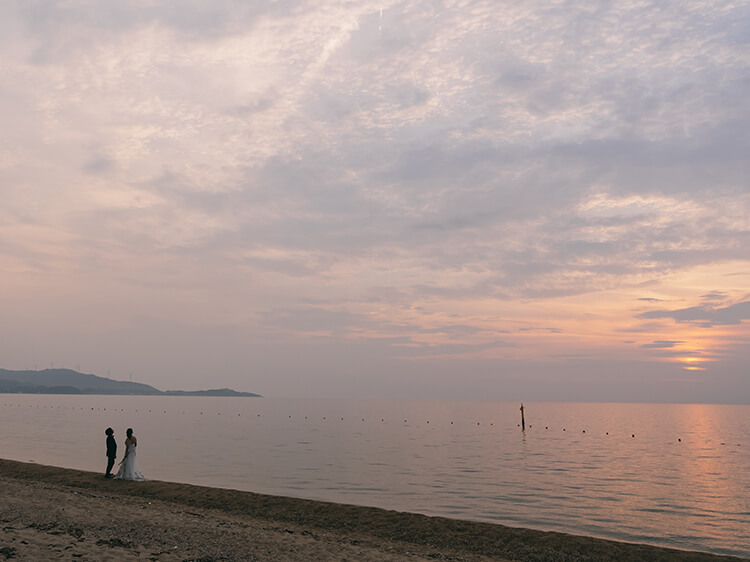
[0,459,744,561]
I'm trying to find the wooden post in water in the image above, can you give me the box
[520,403,525,431]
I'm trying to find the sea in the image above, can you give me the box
[1,395,747,558]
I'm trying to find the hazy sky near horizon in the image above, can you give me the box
[1,1,748,402]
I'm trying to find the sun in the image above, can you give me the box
[678,356,707,371]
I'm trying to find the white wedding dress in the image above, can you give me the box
[115,444,147,481]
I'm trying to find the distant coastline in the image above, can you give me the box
[0,368,261,397]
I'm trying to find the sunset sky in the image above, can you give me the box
[1,1,748,402]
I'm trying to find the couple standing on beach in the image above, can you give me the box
[105,427,147,481]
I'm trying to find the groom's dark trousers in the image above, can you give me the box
[106,434,117,476]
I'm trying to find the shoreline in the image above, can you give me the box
[1,458,744,561]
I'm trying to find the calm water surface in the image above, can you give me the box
[1,396,747,557]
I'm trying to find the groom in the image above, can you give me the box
[105,427,117,478]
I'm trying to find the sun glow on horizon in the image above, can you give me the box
[678,356,708,371]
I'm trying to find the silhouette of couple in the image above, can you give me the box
[105,427,147,481]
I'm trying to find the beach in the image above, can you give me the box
[1,459,745,561]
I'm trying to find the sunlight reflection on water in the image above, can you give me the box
[1,396,747,557]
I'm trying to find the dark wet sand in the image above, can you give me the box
[0,458,744,561]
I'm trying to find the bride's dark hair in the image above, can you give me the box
[126,428,133,438]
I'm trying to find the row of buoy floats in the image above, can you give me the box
[2,402,742,445]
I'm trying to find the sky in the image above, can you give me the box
[1,0,748,403]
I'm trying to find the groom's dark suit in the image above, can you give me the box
[106,433,117,476]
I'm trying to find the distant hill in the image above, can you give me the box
[0,369,261,397]
[161,388,257,397]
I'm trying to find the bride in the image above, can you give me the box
[115,428,147,481]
